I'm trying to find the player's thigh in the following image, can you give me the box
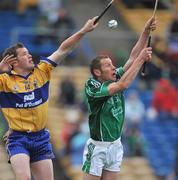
[10,153,31,180]
[31,159,54,180]
[83,172,101,180]
[101,170,119,180]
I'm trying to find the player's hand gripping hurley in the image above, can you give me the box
[141,0,159,76]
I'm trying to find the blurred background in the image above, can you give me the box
[0,0,178,180]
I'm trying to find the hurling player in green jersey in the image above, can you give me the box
[82,16,157,180]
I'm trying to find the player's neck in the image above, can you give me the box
[97,77,104,83]
[13,67,31,77]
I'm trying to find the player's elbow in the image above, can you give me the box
[120,81,130,90]
[108,81,129,95]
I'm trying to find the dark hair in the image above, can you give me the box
[90,55,109,78]
[2,42,24,58]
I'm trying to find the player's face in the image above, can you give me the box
[98,58,116,82]
[16,47,34,72]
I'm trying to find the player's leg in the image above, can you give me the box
[31,159,54,180]
[101,170,118,180]
[101,139,123,180]
[6,131,31,180]
[30,129,55,180]
[83,173,101,180]
[10,153,31,180]
[82,139,107,180]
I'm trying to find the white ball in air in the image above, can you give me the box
[108,19,118,28]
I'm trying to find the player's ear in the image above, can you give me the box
[93,69,101,77]
[11,60,18,68]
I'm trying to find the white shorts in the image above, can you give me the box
[82,138,123,177]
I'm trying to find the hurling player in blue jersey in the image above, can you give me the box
[0,17,98,180]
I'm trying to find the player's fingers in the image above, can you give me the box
[8,57,17,62]
[4,54,14,59]
[151,27,156,31]
[93,16,98,21]
[3,54,16,62]
[147,53,152,61]
[92,16,99,26]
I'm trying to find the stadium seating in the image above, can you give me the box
[17,0,37,13]
[0,10,38,52]
[0,9,58,56]
[47,67,90,179]
[115,0,173,35]
[114,0,174,69]
[141,118,178,177]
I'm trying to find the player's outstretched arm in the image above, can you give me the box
[0,55,17,73]
[48,17,98,63]
[123,17,156,72]
[109,47,152,95]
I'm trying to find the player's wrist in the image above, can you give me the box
[136,55,145,64]
[143,28,150,34]
[78,28,87,35]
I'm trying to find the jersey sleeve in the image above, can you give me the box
[37,56,58,79]
[85,78,110,99]
[0,74,6,92]
[0,75,3,92]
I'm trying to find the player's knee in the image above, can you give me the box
[15,171,31,180]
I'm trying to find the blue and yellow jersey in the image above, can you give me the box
[0,57,57,132]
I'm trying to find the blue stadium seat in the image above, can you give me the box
[141,118,178,177]
[0,9,57,55]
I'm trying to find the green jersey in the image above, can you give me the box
[85,67,125,142]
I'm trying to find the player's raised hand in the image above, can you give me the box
[139,47,152,62]
[80,16,98,34]
[0,54,17,73]
[144,16,157,32]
